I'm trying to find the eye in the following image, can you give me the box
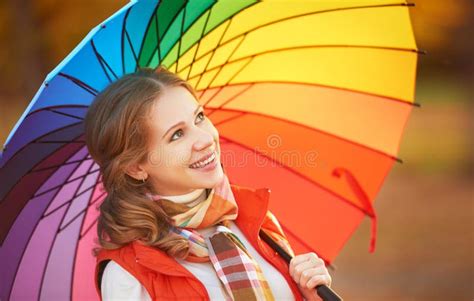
[170,129,184,142]
[196,111,205,122]
[169,112,205,142]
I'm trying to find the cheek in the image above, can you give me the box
[168,145,193,167]
[206,121,219,139]
[148,146,184,169]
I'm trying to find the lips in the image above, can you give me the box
[189,151,215,167]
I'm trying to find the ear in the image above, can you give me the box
[125,163,148,181]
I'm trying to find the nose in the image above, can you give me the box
[192,128,215,152]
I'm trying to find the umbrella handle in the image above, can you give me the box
[259,230,343,301]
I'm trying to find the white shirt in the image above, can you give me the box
[101,190,295,301]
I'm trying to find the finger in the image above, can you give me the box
[289,256,326,279]
[291,261,326,284]
[289,253,320,275]
[302,252,326,270]
[290,258,311,280]
[297,267,322,288]
[290,253,316,266]
[305,274,332,289]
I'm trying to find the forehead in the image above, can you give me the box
[149,86,199,132]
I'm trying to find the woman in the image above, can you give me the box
[84,66,332,301]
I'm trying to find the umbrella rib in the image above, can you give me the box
[190,44,420,108]
[91,40,118,82]
[206,79,418,108]
[154,11,162,63]
[125,29,139,71]
[120,7,133,74]
[0,133,85,210]
[37,169,98,211]
[2,146,94,301]
[194,17,234,91]
[143,1,188,67]
[58,73,98,96]
[35,141,84,144]
[37,160,96,300]
[2,148,96,296]
[39,180,94,221]
[205,83,254,115]
[221,134,387,217]
[176,2,417,74]
[186,6,213,80]
[134,1,161,67]
[30,145,95,197]
[199,37,253,107]
[215,107,403,163]
[120,6,140,72]
[32,157,89,173]
[212,111,248,127]
[200,54,253,108]
[79,216,99,240]
[188,44,419,107]
[62,186,105,236]
[144,0,243,69]
[47,108,85,121]
[68,186,105,301]
[144,1,260,69]
[79,189,107,236]
[34,155,96,175]
[28,104,88,117]
[2,107,86,172]
[188,45,420,80]
[1,122,84,181]
[35,128,86,144]
[57,176,103,233]
[2,146,89,231]
[31,124,84,145]
[175,3,187,73]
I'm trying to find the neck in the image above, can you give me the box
[155,188,208,207]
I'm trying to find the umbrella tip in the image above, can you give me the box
[414,102,422,108]
[405,2,416,7]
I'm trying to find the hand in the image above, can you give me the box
[289,252,332,301]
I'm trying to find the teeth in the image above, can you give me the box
[190,152,216,169]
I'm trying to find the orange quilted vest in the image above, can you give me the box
[95,184,304,300]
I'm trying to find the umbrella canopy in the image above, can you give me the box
[0,0,419,300]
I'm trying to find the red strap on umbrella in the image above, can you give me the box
[332,167,378,253]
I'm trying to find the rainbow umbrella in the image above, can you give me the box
[0,0,420,300]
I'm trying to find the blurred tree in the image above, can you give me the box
[410,0,474,78]
[0,0,127,98]
[1,0,42,97]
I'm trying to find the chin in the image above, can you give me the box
[191,164,224,189]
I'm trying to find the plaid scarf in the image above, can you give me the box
[147,174,276,301]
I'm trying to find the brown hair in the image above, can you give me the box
[84,66,197,259]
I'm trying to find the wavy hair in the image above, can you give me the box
[84,66,197,259]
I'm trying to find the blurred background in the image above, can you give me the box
[0,1,472,300]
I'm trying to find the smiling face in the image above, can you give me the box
[129,85,224,196]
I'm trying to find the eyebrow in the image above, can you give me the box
[162,104,203,139]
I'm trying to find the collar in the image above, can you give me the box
[232,184,272,240]
[132,184,272,276]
